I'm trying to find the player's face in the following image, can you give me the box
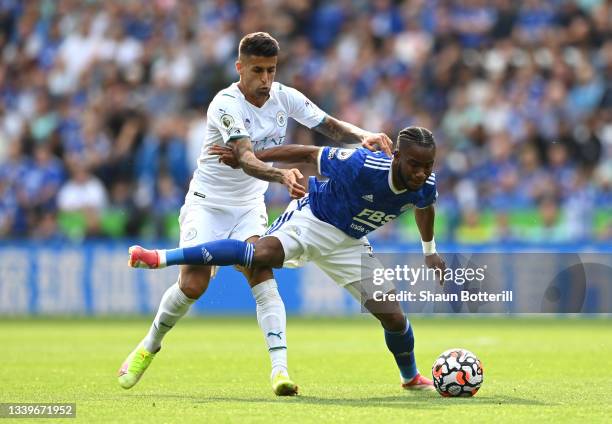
[395,144,435,190]
[236,55,277,100]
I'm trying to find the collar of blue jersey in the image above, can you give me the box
[388,163,407,194]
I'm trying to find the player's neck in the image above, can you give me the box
[237,82,269,108]
[391,161,408,192]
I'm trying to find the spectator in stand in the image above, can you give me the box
[57,157,108,237]
[0,0,609,243]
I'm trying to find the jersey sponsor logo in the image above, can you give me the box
[220,114,235,131]
[253,136,285,151]
[400,203,414,212]
[276,111,287,127]
[353,208,397,229]
[337,148,355,160]
[362,194,374,202]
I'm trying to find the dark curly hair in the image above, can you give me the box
[397,126,436,150]
[239,32,279,58]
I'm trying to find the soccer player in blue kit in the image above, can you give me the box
[129,126,446,391]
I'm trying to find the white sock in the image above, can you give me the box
[143,282,195,353]
[157,250,167,267]
[252,279,288,377]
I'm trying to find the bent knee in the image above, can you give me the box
[252,239,284,268]
[379,313,407,333]
[178,265,211,299]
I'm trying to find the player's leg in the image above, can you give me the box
[242,252,297,395]
[127,200,300,270]
[227,202,297,394]
[143,265,210,352]
[129,237,296,394]
[118,265,211,389]
[119,204,223,389]
[126,204,310,395]
[127,232,285,269]
[244,264,287,368]
[316,241,434,391]
[361,295,434,390]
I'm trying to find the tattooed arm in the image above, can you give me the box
[213,143,320,167]
[313,115,393,155]
[229,137,305,198]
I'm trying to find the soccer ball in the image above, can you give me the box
[431,348,483,397]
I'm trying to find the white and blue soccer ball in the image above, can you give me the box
[432,348,483,397]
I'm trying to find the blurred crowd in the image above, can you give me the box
[0,0,610,243]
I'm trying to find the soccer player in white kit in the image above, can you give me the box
[118,32,392,395]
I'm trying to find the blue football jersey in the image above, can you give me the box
[308,147,437,238]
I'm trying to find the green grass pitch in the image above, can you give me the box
[2,317,611,423]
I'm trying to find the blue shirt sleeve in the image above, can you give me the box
[317,147,366,181]
[415,179,438,208]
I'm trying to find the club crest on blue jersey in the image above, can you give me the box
[337,149,355,160]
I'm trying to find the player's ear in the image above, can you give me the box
[235,60,241,74]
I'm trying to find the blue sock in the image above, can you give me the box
[165,240,254,267]
[383,318,418,381]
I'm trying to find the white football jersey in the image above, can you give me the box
[187,82,326,205]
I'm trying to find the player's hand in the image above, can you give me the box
[208,145,240,168]
[361,132,393,156]
[281,168,306,199]
[425,253,446,286]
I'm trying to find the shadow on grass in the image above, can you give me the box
[121,393,549,410]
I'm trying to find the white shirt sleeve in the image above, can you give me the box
[282,85,327,129]
[207,94,250,144]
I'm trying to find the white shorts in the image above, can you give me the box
[264,197,395,300]
[178,195,268,248]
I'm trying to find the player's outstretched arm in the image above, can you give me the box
[414,205,446,284]
[313,116,393,155]
[209,144,320,166]
[229,137,306,198]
